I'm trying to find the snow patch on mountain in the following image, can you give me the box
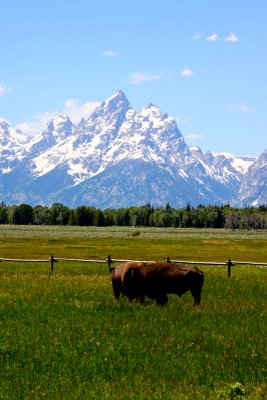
[213,152,255,174]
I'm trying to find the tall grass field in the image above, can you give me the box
[0,226,266,399]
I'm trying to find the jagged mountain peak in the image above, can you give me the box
[86,90,131,133]
[24,113,74,156]
[140,103,169,121]
[44,113,73,134]
[98,90,130,114]
[0,120,29,146]
[189,146,203,154]
[106,89,128,103]
[138,103,182,148]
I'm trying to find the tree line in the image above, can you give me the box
[0,202,266,230]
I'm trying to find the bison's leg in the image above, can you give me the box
[156,293,168,305]
[112,280,122,300]
[190,288,201,305]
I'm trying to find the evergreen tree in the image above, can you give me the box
[0,202,8,224]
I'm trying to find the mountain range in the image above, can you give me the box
[0,90,266,208]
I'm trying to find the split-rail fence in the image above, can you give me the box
[0,255,267,277]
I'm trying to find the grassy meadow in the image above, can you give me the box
[0,225,266,399]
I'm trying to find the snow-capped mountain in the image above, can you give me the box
[0,120,29,174]
[190,147,255,191]
[24,114,74,157]
[0,90,265,208]
[233,148,267,206]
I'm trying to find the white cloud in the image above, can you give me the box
[128,72,162,84]
[206,33,220,42]
[128,69,175,84]
[15,99,100,135]
[16,112,57,136]
[223,103,253,114]
[194,32,239,44]
[180,68,194,77]
[192,32,202,40]
[63,99,100,123]
[225,33,239,42]
[103,50,120,57]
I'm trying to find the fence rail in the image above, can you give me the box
[167,260,267,266]
[0,255,266,277]
[165,258,267,277]
[0,258,51,262]
[56,258,107,263]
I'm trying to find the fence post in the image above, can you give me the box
[107,255,112,272]
[50,255,55,272]
[227,258,232,278]
[166,257,171,263]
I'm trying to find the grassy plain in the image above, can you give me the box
[0,225,266,399]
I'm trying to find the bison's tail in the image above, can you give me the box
[124,267,138,288]
[194,267,204,285]
[123,267,142,300]
[199,269,204,287]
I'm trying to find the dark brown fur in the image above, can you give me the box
[111,261,204,305]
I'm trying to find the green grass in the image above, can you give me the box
[0,226,266,399]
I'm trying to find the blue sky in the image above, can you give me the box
[0,0,266,157]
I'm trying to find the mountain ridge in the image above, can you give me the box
[0,90,265,208]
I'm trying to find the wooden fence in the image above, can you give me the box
[0,255,267,277]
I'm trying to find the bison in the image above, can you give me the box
[111,261,204,305]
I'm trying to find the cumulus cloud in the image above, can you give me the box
[180,68,194,77]
[102,50,120,57]
[15,99,100,135]
[206,33,220,42]
[63,99,100,123]
[225,33,239,42]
